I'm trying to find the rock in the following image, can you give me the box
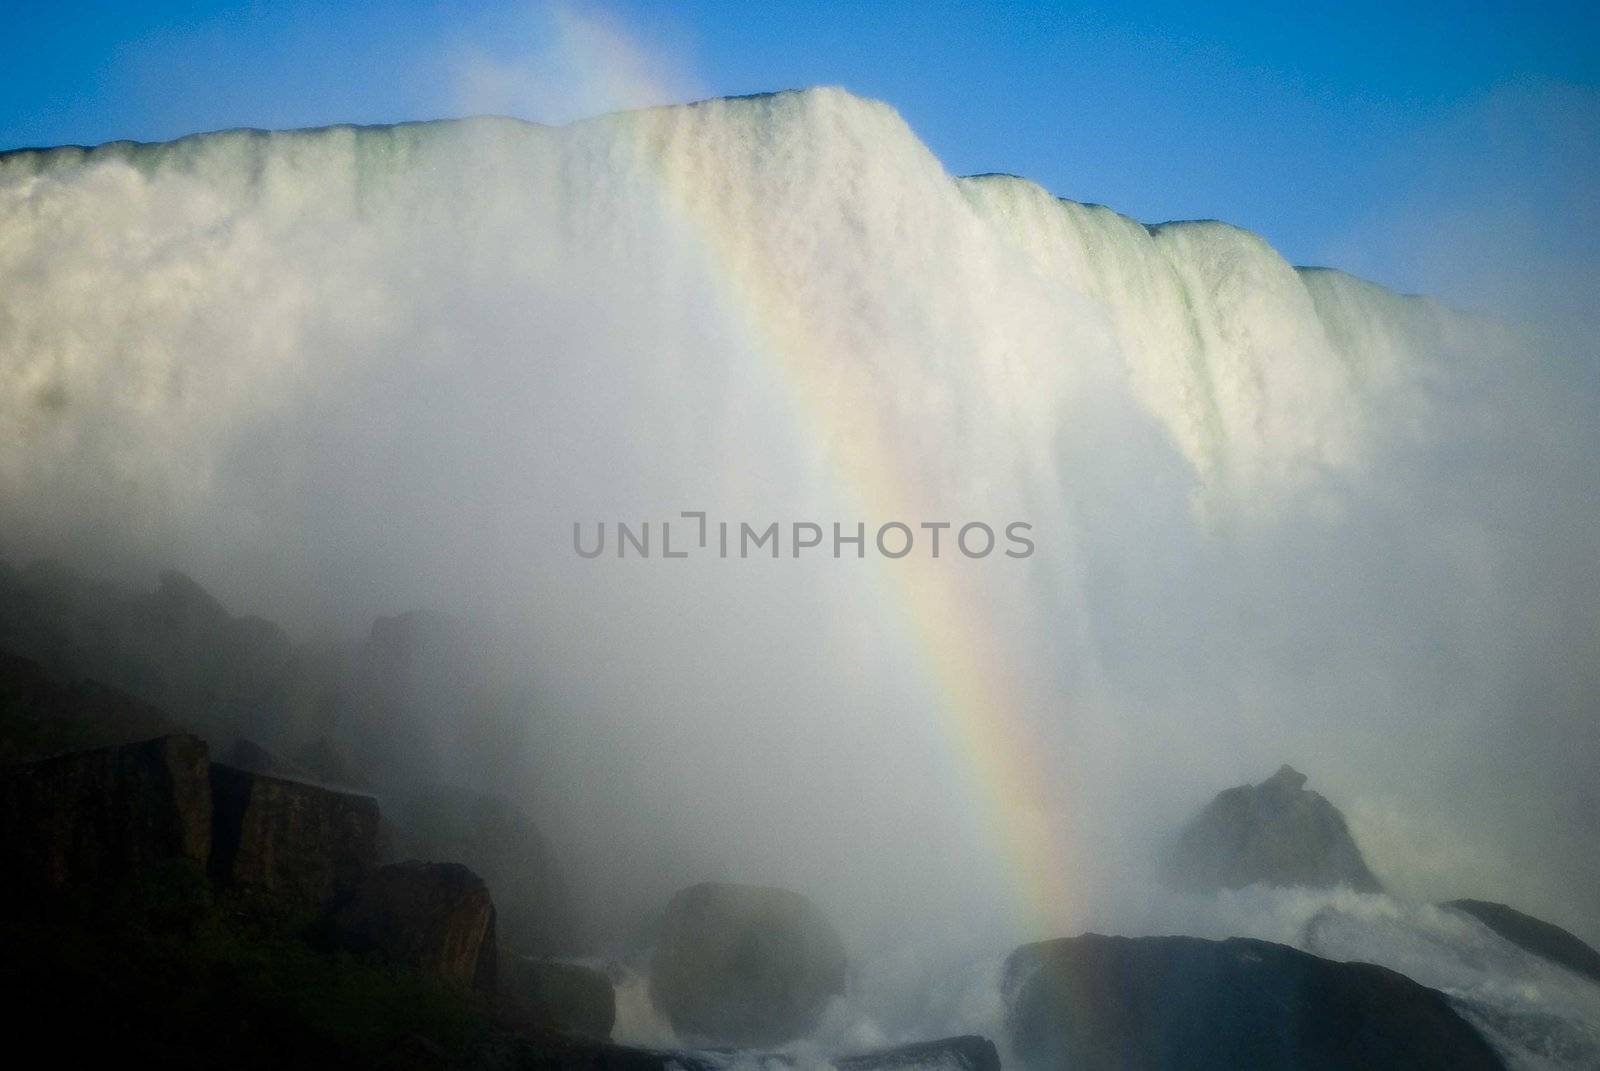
[208,762,380,911]
[0,563,299,744]
[498,958,615,1038]
[463,1032,998,1071]
[1302,903,1600,1068]
[324,860,499,991]
[835,1036,1000,1070]
[1165,764,1381,892]
[388,786,580,957]
[0,733,211,899]
[1443,899,1600,985]
[0,649,177,764]
[343,609,468,787]
[0,560,555,818]
[1005,933,1505,1070]
[648,882,847,1046]
[108,856,215,932]
[217,737,311,780]
[289,734,368,789]
[338,609,565,820]
[461,1032,724,1071]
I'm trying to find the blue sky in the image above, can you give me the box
[3,2,1596,311]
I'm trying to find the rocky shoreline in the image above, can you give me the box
[0,723,1543,1069]
[1,565,1595,1068]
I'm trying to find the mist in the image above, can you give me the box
[1,84,1596,1049]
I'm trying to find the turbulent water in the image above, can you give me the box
[2,88,1596,1065]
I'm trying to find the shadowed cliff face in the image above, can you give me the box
[0,562,301,746]
[208,762,381,910]
[386,786,581,958]
[0,648,176,763]
[1165,765,1382,893]
[325,860,500,993]
[0,733,212,895]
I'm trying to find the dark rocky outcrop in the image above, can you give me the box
[1165,764,1382,892]
[324,860,499,991]
[0,733,211,899]
[289,734,368,789]
[342,610,460,783]
[388,786,580,958]
[218,737,312,780]
[1005,933,1504,1070]
[1444,899,1600,985]
[215,735,368,790]
[0,560,560,857]
[498,958,615,1038]
[464,1032,998,1071]
[209,762,381,911]
[648,881,847,1047]
[0,649,180,765]
[835,1036,1000,1070]
[0,563,306,745]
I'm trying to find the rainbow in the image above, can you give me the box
[591,90,1077,933]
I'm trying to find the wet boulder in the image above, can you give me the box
[465,1032,998,1071]
[1165,764,1381,892]
[388,786,580,957]
[324,860,498,991]
[498,958,616,1038]
[648,882,847,1046]
[1443,899,1600,985]
[0,733,211,899]
[208,762,380,911]
[1005,933,1504,1070]
[835,1036,1000,1071]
